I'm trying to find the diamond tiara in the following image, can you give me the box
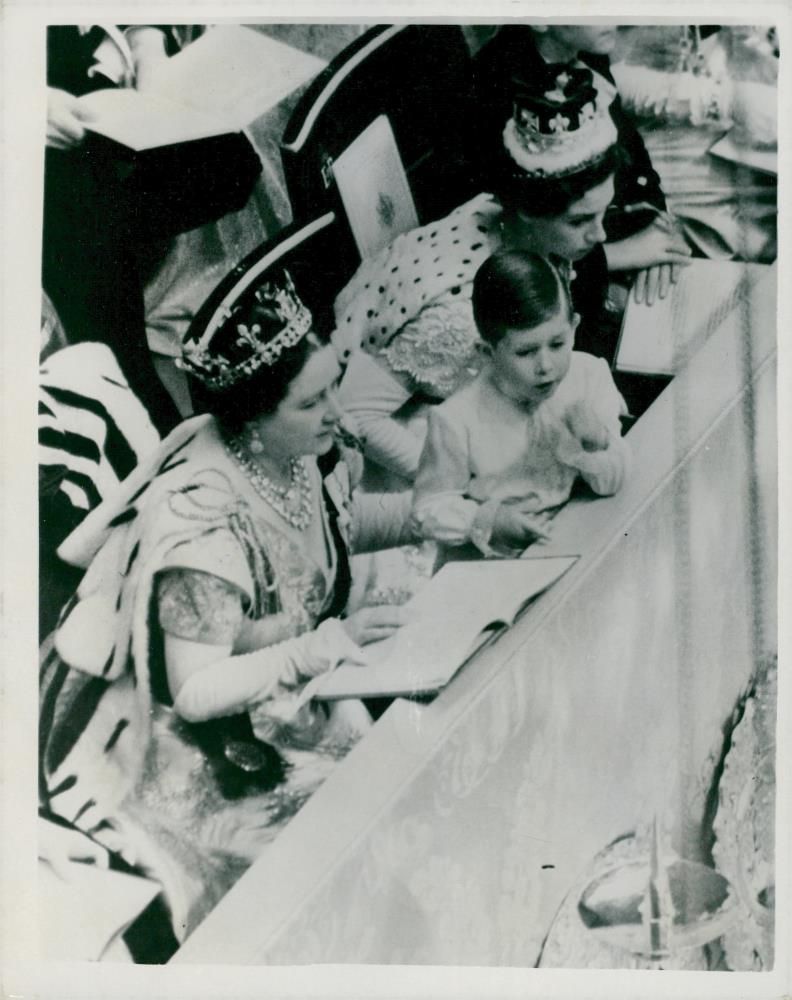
[503,65,618,179]
[179,271,313,390]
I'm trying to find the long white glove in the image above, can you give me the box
[174,618,366,723]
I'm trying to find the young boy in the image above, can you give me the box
[411,250,629,558]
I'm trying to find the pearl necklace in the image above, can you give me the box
[224,436,313,530]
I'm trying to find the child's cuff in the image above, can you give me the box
[469,499,503,557]
[555,425,607,471]
[568,446,616,478]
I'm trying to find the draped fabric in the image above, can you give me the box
[38,342,161,640]
[612,26,777,263]
[39,343,160,518]
[39,416,371,940]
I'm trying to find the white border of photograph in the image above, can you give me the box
[2,2,789,998]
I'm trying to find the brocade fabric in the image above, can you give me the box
[157,568,245,645]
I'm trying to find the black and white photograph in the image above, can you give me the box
[1,3,789,998]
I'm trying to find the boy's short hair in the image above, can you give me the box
[472,249,572,345]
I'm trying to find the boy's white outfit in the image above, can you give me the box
[411,351,629,556]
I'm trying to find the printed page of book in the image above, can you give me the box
[316,556,578,700]
[77,88,229,150]
[76,27,327,150]
[615,259,770,377]
[146,25,327,130]
[333,115,420,259]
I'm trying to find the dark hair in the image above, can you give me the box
[472,249,571,345]
[188,288,326,435]
[492,142,623,218]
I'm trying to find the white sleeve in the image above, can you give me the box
[590,355,629,431]
[561,438,631,496]
[173,618,364,722]
[338,350,425,479]
[411,409,500,553]
[555,358,630,497]
[350,490,416,554]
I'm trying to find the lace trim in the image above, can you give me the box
[157,568,244,644]
[381,295,484,398]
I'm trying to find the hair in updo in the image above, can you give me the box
[188,291,326,437]
[472,249,572,345]
[491,141,623,219]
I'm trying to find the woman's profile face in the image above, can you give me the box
[511,174,614,262]
[251,344,343,462]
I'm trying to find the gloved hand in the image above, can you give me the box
[174,618,367,722]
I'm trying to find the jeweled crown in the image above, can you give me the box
[179,271,313,390]
[503,63,618,178]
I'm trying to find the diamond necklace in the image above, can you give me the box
[224,435,313,530]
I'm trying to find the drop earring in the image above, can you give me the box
[248,426,265,455]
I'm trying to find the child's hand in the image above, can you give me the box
[492,504,552,550]
[563,401,611,452]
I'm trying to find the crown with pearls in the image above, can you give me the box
[179,270,313,390]
[503,63,618,178]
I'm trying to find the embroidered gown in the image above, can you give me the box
[39,415,410,941]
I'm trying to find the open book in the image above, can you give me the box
[615,260,770,377]
[76,26,326,151]
[314,556,578,701]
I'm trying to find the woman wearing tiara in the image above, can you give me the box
[472,25,672,272]
[39,270,413,947]
[333,63,691,484]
